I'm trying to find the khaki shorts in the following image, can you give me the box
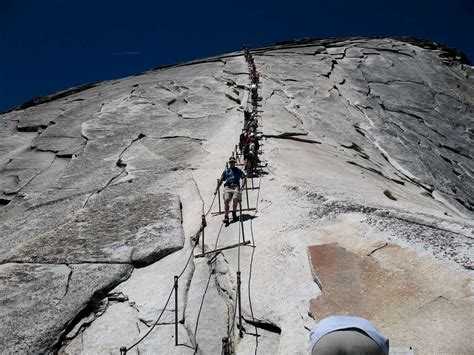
[223,186,242,202]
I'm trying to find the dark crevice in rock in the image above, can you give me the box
[329,85,341,96]
[360,46,413,57]
[27,190,97,211]
[81,131,90,142]
[224,93,241,105]
[243,317,282,334]
[155,135,205,142]
[332,47,348,60]
[0,198,11,206]
[417,296,450,311]
[353,124,366,137]
[455,197,474,212]
[107,291,129,303]
[18,121,55,134]
[264,132,321,145]
[340,143,369,159]
[381,106,449,140]
[59,298,109,350]
[6,154,59,196]
[54,267,133,352]
[322,59,338,78]
[223,70,248,76]
[82,133,146,208]
[59,265,74,302]
[438,144,471,160]
[346,161,403,186]
[390,178,405,186]
[388,120,406,132]
[265,89,280,103]
[383,189,397,201]
[366,242,388,256]
[439,155,453,165]
[283,106,304,125]
[132,246,183,268]
[347,161,385,177]
[368,79,426,86]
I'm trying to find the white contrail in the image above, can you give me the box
[112,51,140,56]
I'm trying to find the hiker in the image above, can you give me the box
[239,131,248,153]
[244,110,252,121]
[309,316,389,355]
[215,157,246,224]
[244,133,259,176]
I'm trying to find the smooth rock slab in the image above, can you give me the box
[0,263,133,353]
[184,258,229,355]
[61,303,194,354]
[1,193,184,266]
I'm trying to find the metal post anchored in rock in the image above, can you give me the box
[237,271,244,338]
[221,337,230,355]
[201,214,206,253]
[239,201,245,243]
[235,145,239,162]
[245,182,250,210]
[174,275,179,346]
[120,347,127,355]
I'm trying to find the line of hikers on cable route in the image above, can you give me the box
[215,46,262,227]
[218,47,393,355]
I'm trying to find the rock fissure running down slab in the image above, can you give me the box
[1,38,473,354]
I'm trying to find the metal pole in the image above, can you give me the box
[174,276,179,346]
[237,271,243,338]
[120,347,127,355]
[201,215,206,253]
[222,337,229,355]
[245,183,250,210]
[202,221,204,253]
[217,179,222,213]
[239,201,245,243]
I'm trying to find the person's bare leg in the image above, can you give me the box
[232,197,238,217]
[224,198,230,219]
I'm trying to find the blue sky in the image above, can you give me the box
[1,0,473,112]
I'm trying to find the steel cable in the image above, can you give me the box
[247,175,263,354]
[192,222,224,352]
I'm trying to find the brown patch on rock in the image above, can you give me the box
[308,243,419,321]
[307,241,474,354]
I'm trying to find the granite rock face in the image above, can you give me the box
[1,262,132,353]
[1,38,473,354]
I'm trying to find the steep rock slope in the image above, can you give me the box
[0,38,472,354]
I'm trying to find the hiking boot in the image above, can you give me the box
[223,215,230,226]
[232,211,238,221]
